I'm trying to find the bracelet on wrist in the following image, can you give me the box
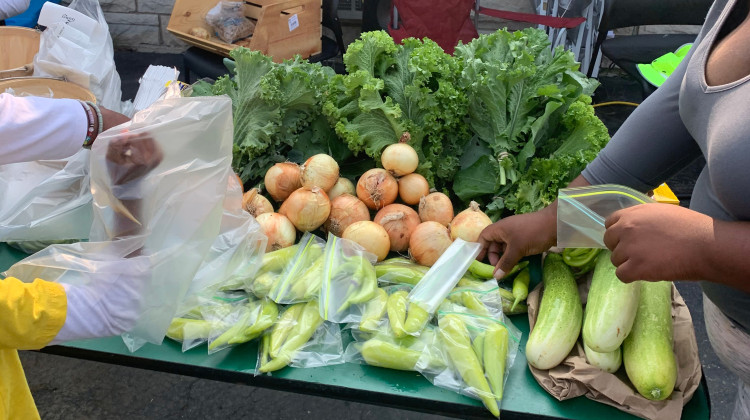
[79,100,96,149]
[85,100,104,136]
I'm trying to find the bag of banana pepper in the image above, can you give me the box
[401,239,482,337]
[445,279,528,317]
[201,294,279,354]
[267,233,326,304]
[244,243,300,298]
[255,300,344,374]
[344,322,444,372]
[166,291,247,352]
[374,257,428,286]
[416,310,521,418]
[319,233,379,323]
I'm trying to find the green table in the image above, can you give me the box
[1,244,710,419]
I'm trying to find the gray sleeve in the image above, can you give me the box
[582,48,702,192]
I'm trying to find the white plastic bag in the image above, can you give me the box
[5,96,235,351]
[0,148,92,242]
[33,0,126,112]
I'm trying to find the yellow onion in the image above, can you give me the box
[300,153,339,192]
[409,221,453,266]
[242,188,273,217]
[449,201,493,242]
[265,162,301,202]
[381,141,419,177]
[418,192,454,226]
[278,187,331,232]
[324,194,370,237]
[398,173,430,205]
[256,212,296,252]
[342,220,390,262]
[373,204,420,252]
[327,177,356,201]
[356,168,398,210]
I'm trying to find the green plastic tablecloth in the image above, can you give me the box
[0,244,709,419]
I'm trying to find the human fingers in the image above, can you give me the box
[494,243,523,280]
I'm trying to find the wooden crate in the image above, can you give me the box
[167,0,322,62]
[0,27,40,79]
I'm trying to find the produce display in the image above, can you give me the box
[155,24,697,419]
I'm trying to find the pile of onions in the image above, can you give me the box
[265,162,301,202]
[256,212,296,252]
[300,154,339,192]
[449,201,493,242]
[398,173,429,205]
[342,221,391,261]
[242,188,274,217]
[409,221,453,266]
[381,142,419,177]
[324,194,370,237]
[418,192,454,227]
[279,187,331,232]
[327,177,356,201]
[373,204,420,252]
[356,168,398,210]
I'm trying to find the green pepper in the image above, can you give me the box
[166,318,213,342]
[345,257,377,305]
[511,267,531,311]
[386,291,409,338]
[562,248,601,277]
[260,300,323,372]
[456,276,485,288]
[439,314,499,417]
[359,288,388,333]
[483,323,509,401]
[360,339,422,371]
[250,271,278,298]
[269,303,305,357]
[403,302,430,335]
[472,333,485,369]
[230,299,279,344]
[260,245,300,273]
[374,263,427,286]
[462,291,492,317]
[259,332,271,368]
[290,255,325,301]
[208,310,254,351]
[468,260,495,279]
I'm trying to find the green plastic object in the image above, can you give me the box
[637,44,693,87]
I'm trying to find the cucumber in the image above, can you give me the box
[583,341,621,373]
[623,281,676,401]
[526,253,583,370]
[582,251,642,352]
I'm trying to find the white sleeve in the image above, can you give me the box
[0,0,30,19]
[0,93,87,165]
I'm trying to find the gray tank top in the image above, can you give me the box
[583,0,750,332]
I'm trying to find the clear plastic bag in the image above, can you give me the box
[557,184,654,249]
[374,257,428,286]
[343,323,443,372]
[0,148,92,242]
[445,280,506,319]
[403,239,482,336]
[205,1,256,44]
[416,310,522,418]
[256,300,344,374]
[5,96,235,351]
[268,233,326,304]
[319,233,379,323]
[33,0,128,112]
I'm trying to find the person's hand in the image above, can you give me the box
[100,106,130,133]
[477,206,557,279]
[603,203,714,283]
[105,131,164,186]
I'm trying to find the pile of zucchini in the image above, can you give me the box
[526,251,677,401]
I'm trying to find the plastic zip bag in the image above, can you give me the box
[0,148,92,243]
[244,244,300,298]
[256,300,344,373]
[343,323,443,372]
[205,1,256,44]
[319,233,379,323]
[268,233,326,304]
[402,239,482,336]
[557,184,654,248]
[416,310,522,418]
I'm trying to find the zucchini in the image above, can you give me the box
[526,253,583,370]
[582,251,642,352]
[583,341,621,373]
[623,281,676,401]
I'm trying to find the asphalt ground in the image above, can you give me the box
[17,53,736,420]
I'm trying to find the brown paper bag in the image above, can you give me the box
[527,275,702,420]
